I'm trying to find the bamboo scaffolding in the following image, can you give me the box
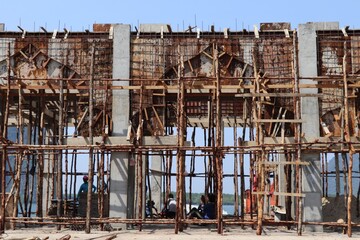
[1,31,360,238]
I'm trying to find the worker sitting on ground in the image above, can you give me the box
[146,200,159,218]
[161,193,176,218]
[187,194,206,219]
[203,193,216,219]
[187,193,216,219]
[77,175,96,198]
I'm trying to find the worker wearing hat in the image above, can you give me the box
[77,175,96,198]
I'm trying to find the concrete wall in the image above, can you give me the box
[298,22,339,232]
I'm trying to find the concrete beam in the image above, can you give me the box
[139,24,171,33]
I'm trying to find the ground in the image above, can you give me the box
[0,225,359,240]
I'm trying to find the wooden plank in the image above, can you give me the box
[257,161,310,166]
[65,136,189,146]
[253,191,305,197]
[253,119,303,123]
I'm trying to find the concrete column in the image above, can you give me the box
[298,22,339,232]
[110,24,132,228]
[43,127,55,216]
[150,153,162,211]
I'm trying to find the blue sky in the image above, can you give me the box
[2,0,360,32]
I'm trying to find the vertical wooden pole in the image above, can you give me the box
[99,83,108,228]
[325,153,328,198]
[57,60,64,230]
[252,47,264,236]
[85,43,95,233]
[321,153,325,197]
[1,42,11,232]
[343,41,353,237]
[335,153,340,197]
[233,124,239,218]
[214,44,223,234]
[189,127,196,209]
[137,83,144,230]
[175,45,185,233]
[64,102,69,215]
[239,137,245,222]
[293,30,303,235]
[12,69,25,228]
[36,97,45,219]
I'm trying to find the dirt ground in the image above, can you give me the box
[1,225,359,240]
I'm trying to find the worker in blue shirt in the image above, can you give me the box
[78,175,96,197]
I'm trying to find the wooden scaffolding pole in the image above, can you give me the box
[175,46,185,233]
[36,99,45,218]
[85,44,95,233]
[1,43,11,232]
[214,44,223,234]
[12,68,25,228]
[233,124,239,218]
[136,83,144,231]
[293,30,303,235]
[253,47,265,236]
[57,55,64,231]
[343,41,353,237]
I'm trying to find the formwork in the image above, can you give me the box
[0,22,359,237]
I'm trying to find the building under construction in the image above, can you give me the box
[0,21,359,237]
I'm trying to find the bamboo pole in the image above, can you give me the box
[36,98,45,219]
[342,41,353,237]
[12,74,25,228]
[293,30,303,235]
[56,58,65,231]
[28,103,38,218]
[321,153,325,197]
[189,127,196,210]
[73,151,77,217]
[99,79,108,229]
[325,153,328,197]
[24,105,32,217]
[233,124,239,218]
[85,44,95,233]
[203,128,208,196]
[239,137,245,222]
[175,46,185,233]
[335,153,340,197]
[136,83,144,231]
[214,44,223,234]
[252,47,264,236]
[249,157,254,221]
[1,43,11,232]
[64,103,69,215]
[207,99,213,194]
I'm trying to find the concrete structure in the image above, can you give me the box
[110,24,131,228]
[0,21,359,237]
[298,22,339,231]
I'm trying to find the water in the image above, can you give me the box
[223,205,236,215]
